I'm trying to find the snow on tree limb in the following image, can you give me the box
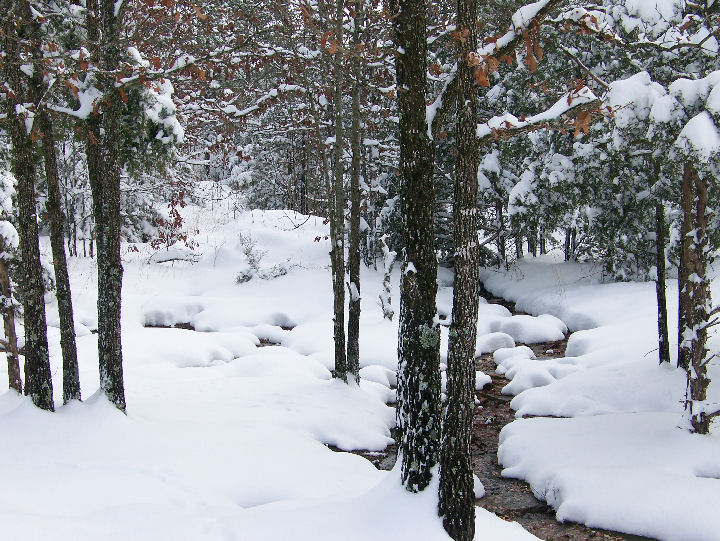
[476,85,600,144]
[426,0,565,140]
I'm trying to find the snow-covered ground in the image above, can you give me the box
[0,202,541,541]
[3,198,718,540]
[481,257,720,541]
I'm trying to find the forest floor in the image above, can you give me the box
[354,293,658,541]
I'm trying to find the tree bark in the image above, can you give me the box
[85,0,126,411]
[655,202,670,365]
[0,242,22,394]
[13,0,80,402]
[331,0,348,381]
[679,162,714,434]
[439,0,479,537]
[24,18,83,401]
[393,0,442,492]
[346,0,363,384]
[2,3,54,410]
[677,163,693,372]
[495,200,506,265]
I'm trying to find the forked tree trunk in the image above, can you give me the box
[331,0,348,381]
[439,0,480,537]
[19,0,81,403]
[678,162,715,434]
[346,0,363,383]
[393,0,442,492]
[40,113,81,403]
[2,4,54,411]
[0,242,22,394]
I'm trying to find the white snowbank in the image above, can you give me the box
[480,255,720,541]
[1,202,538,541]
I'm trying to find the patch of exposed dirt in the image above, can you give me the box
[144,322,196,331]
[473,353,654,540]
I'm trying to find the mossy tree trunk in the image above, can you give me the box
[392,0,442,492]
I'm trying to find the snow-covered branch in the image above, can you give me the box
[426,0,565,140]
[476,85,600,145]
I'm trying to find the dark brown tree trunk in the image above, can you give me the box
[0,240,22,394]
[39,112,81,403]
[331,0,348,381]
[346,0,363,384]
[2,3,54,411]
[85,0,126,411]
[515,235,523,260]
[14,0,81,403]
[655,202,670,365]
[679,162,715,434]
[439,0,479,538]
[564,228,571,261]
[527,228,537,257]
[495,200,505,264]
[393,0,442,492]
[678,164,693,372]
[25,26,82,402]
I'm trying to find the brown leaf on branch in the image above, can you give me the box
[522,31,538,73]
[320,30,333,50]
[192,5,207,20]
[474,65,490,87]
[574,111,591,136]
[429,63,443,76]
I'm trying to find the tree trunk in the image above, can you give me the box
[34,103,81,404]
[495,200,505,265]
[0,242,22,394]
[331,0,348,381]
[655,202,670,365]
[679,162,715,434]
[393,0,442,492]
[515,235,523,260]
[527,228,537,257]
[2,4,54,411]
[439,0,479,537]
[15,0,81,403]
[346,0,363,384]
[564,227,571,261]
[677,164,692,373]
[85,0,126,412]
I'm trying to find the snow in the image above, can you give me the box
[480,255,720,541]
[1,200,539,541]
[476,86,597,139]
[0,220,19,251]
[676,111,720,162]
